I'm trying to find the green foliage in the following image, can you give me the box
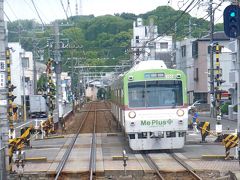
[7,6,223,73]
[37,74,47,92]
[220,102,231,115]
[233,104,238,112]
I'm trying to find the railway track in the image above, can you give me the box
[54,102,100,180]
[142,152,202,180]
[142,153,165,180]
[170,153,202,180]
[54,101,113,179]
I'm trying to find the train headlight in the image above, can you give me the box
[128,111,136,118]
[176,109,184,117]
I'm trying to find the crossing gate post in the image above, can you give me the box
[222,133,239,160]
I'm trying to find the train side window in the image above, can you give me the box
[166,131,176,138]
[138,132,147,139]
[129,134,135,139]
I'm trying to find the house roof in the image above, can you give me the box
[198,31,230,41]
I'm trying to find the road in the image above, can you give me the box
[13,103,72,136]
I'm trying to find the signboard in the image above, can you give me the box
[0,72,5,88]
[0,60,5,71]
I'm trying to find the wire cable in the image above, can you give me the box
[3,10,11,22]
[5,0,18,20]
[31,0,45,28]
[60,0,69,20]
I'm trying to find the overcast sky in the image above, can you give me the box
[4,0,230,24]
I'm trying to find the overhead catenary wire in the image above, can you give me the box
[60,0,69,20]
[31,0,45,28]
[3,10,11,22]
[5,0,18,20]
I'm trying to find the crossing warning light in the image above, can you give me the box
[224,5,240,38]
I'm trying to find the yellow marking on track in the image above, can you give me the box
[202,155,234,159]
[25,157,47,161]
[112,156,128,160]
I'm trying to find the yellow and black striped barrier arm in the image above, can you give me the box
[222,133,239,160]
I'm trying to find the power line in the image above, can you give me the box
[31,0,45,28]
[3,10,11,22]
[60,0,68,19]
[66,0,72,17]
[5,0,18,19]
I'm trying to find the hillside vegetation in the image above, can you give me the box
[8,6,223,70]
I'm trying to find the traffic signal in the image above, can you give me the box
[224,5,240,38]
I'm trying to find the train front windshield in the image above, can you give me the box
[128,80,183,108]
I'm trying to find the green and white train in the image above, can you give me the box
[110,60,188,150]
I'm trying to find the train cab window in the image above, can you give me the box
[138,132,147,139]
[129,134,135,139]
[166,131,176,138]
[128,82,145,107]
[146,80,183,107]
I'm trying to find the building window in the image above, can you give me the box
[192,41,198,58]
[136,36,139,43]
[160,42,168,49]
[194,68,199,81]
[181,45,186,57]
[22,57,29,68]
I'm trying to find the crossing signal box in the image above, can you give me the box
[224,5,240,38]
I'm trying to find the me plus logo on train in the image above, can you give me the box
[141,119,173,127]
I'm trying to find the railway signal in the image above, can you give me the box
[224,5,240,38]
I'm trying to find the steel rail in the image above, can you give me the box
[89,109,97,180]
[54,103,92,180]
[142,153,165,180]
[170,153,202,180]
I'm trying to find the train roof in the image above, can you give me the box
[129,60,167,72]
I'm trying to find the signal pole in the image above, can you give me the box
[209,0,215,118]
[237,38,240,163]
[0,0,8,178]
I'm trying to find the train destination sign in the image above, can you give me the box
[144,72,165,78]
[141,119,173,126]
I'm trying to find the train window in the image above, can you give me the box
[128,82,145,107]
[166,131,176,138]
[138,132,147,139]
[146,80,183,107]
[129,134,135,139]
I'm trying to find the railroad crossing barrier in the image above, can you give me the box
[8,126,33,171]
[197,121,239,160]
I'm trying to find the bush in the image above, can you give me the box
[220,102,231,115]
[233,104,238,112]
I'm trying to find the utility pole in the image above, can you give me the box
[54,22,63,129]
[71,54,75,113]
[33,22,37,95]
[209,0,215,118]
[237,38,240,163]
[0,0,8,179]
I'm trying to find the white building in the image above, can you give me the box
[8,42,46,106]
[131,18,173,67]
[8,42,29,106]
